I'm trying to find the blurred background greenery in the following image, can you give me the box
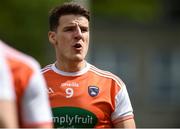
[1,0,180,127]
[0,0,67,65]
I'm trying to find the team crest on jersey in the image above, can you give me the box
[88,86,99,97]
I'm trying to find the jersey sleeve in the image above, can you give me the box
[111,81,134,124]
[21,63,52,127]
[0,52,14,100]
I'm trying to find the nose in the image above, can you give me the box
[74,26,83,40]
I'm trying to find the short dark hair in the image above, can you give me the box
[49,2,90,31]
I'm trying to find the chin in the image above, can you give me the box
[72,56,84,62]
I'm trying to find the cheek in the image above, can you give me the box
[60,34,71,45]
[86,34,90,44]
[57,40,70,54]
[57,36,68,48]
[57,42,67,52]
[84,42,89,56]
[85,36,90,48]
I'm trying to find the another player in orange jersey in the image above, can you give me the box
[0,40,53,128]
[42,2,136,128]
[0,48,18,128]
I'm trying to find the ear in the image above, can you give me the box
[48,31,57,45]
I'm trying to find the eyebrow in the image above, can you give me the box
[63,24,88,30]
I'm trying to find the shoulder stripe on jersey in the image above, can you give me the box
[89,65,125,88]
[41,64,51,71]
[41,64,52,73]
[89,65,123,84]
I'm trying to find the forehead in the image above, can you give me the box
[59,14,89,27]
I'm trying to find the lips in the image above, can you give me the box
[73,43,82,49]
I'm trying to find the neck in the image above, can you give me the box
[55,60,86,72]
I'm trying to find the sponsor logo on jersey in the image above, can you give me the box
[61,82,79,87]
[52,107,98,128]
[88,86,99,97]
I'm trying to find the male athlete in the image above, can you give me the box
[0,40,52,128]
[42,2,136,128]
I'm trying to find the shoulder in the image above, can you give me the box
[41,64,53,73]
[88,63,125,88]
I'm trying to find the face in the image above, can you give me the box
[49,14,89,63]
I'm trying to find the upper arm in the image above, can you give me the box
[111,81,136,128]
[114,118,136,128]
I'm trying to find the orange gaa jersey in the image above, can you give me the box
[0,41,52,127]
[42,62,134,128]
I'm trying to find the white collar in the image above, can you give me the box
[51,62,90,76]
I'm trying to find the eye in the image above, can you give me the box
[81,27,88,32]
[64,28,74,32]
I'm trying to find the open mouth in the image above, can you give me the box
[73,43,82,49]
